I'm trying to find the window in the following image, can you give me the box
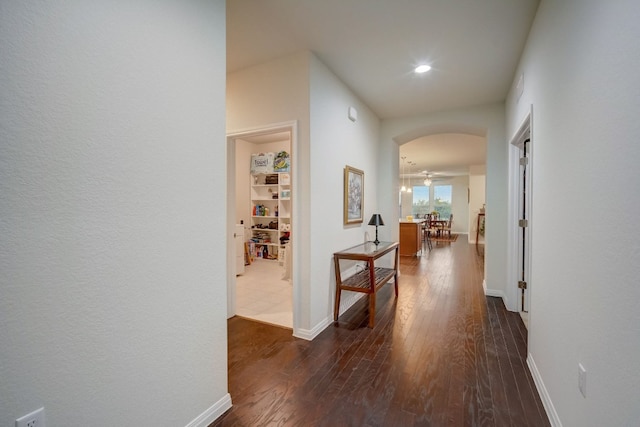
[412,185,430,216]
[433,185,452,218]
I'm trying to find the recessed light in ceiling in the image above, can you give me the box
[414,64,431,74]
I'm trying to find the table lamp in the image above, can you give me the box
[368,214,385,245]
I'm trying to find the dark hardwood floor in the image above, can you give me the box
[212,238,550,426]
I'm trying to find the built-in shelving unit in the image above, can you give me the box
[250,173,291,262]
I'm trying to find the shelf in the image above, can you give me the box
[340,267,396,292]
[251,228,278,233]
[252,215,278,219]
[251,242,279,247]
[252,184,278,187]
[252,198,278,201]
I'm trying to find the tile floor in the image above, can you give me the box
[235,258,292,328]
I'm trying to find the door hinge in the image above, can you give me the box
[519,157,528,166]
[518,219,528,227]
[518,281,528,290]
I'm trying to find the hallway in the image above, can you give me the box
[216,238,549,426]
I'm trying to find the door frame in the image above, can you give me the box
[507,107,533,314]
[225,120,298,330]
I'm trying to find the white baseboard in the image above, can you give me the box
[294,289,365,341]
[484,287,504,299]
[185,393,232,427]
[294,317,329,341]
[527,354,562,426]
[484,285,512,311]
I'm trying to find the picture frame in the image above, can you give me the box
[344,165,364,224]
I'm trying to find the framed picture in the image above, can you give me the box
[344,165,364,224]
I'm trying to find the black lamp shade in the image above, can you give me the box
[368,214,384,226]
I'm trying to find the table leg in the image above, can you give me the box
[333,256,342,322]
[368,259,376,328]
[394,247,399,297]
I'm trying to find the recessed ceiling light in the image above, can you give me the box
[414,64,431,74]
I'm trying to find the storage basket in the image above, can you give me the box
[265,174,278,184]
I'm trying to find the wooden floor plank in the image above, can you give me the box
[211,238,551,427]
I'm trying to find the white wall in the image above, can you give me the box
[469,165,486,244]
[448,176,470,234]
[378,104,507,302]
[308,54,381,330]
[0,1,229,426]
[505,1,640,425]
[227,52,311,332]
[227,51,381,336]
[235,139,253,228]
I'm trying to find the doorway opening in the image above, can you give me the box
[226,122,297,331]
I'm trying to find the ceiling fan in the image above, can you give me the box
[399,167,451,184]
[418,170,448,185]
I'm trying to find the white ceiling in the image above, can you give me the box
[400,133,487,178]
[227,0,540,174]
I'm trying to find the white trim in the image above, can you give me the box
[528,354,562,427]
[226,121,300,332]
[484,285,509,309]
[484,288,505,299]
[506,107,533,313]
[293,289,365,341]
[294,318,329,341]
[225,139,237,319]
[482,279,487,293]
[184,394,232,427]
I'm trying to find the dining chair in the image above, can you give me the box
[441,214,453,238]
[421,219,432,250]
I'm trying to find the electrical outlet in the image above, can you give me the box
[16,407,45,427]
[578,363,587,398]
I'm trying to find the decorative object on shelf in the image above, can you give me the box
[279,223,290,244]
[368,214,385,245]
[280,173,290,185]
[273,150,290,172]
[279,222,290,231]
[344,165,364,224]
[250,152,274,174]
[265,174,278,184]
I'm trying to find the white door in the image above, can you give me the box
[517,137,531,313]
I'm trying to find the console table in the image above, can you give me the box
[333,241,399,328]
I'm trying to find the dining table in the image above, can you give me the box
[427,219,448,236]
